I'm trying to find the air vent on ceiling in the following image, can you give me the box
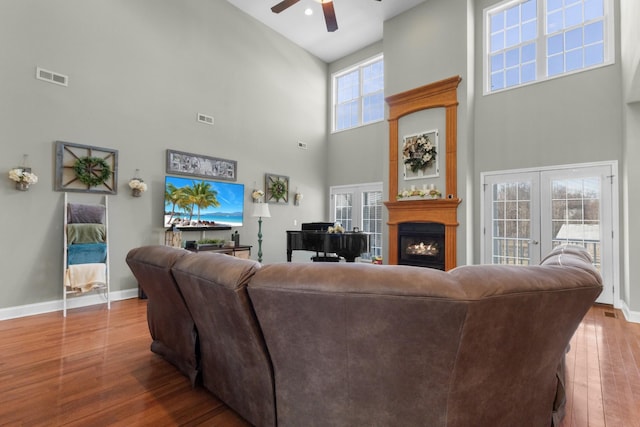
[297,141,308,150]
[36,67,68,86]
[197,113,214,125]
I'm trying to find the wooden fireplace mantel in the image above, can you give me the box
[385,76,462,269]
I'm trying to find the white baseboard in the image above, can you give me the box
[620,300,640,324]
[0,288,140,321]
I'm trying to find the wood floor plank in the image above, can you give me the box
[1,299,639,426]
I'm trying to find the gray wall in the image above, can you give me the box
[621,0,640,313]
[0,0,327,310]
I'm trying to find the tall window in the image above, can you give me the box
[332,55,384,132]
[330,183,383,259]
[484,0,613,94]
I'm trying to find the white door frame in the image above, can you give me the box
[481,161,619,307]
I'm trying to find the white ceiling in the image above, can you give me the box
[226,0,426,63]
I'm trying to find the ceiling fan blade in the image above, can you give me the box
[322,1,338,32]
[271,0,300,14]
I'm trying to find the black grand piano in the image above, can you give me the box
[286,222,371,263]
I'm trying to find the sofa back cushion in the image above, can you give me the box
[445,249,602,427]
[248,262,467,427]
[125,245,199,386]
[172,252,275,427]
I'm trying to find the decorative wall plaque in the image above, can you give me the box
[55,141,118,194]
[265,173,289,204]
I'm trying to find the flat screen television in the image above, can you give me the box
[164,176,244,230]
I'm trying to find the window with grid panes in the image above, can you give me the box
[333,55,384,132]
[484,0,612,94]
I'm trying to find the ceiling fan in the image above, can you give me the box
[271,0,382,33]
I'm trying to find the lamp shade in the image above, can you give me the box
[252,202,271,218]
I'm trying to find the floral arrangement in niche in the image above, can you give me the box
[403,133,437,173]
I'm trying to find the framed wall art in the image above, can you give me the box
[55,141,118,194]
[402,129,439,180]
[265,173,289,204]
[166,149,237,181]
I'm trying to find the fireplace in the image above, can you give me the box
[384,76,462,269]
[398,222,445,270]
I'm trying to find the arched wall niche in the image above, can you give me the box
[384,76,462,269]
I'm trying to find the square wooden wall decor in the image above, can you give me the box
[55,141,118,194]
[265,173,289,204]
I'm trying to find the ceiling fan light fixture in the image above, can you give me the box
[271,0,380,32]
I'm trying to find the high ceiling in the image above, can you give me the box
[226,0,427,63]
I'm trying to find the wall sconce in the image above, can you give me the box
[251,189,265,203]
[294,192,303,206]
[8,154,38,191]
[128,169,147,197]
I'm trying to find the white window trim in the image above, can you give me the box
[331,53,384,133]
[482,0,615,96]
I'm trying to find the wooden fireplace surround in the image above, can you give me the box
[384,76,462,270]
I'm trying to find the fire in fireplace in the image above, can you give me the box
[398,222,445,270]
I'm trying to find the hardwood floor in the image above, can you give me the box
[0,300,638,426]
[0,299,249,426]
[560,305,640,427]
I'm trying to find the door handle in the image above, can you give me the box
[530,240,539,245]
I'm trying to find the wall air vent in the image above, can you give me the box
[197,113,214,125]
[36,67,68,86]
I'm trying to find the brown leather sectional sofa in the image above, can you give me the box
[126,245,602,427]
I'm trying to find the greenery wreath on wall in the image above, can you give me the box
[269,179,287,202]
[73,156,112,187]
[402,133,437,173]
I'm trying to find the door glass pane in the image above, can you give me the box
[362,191,383,258]
[491,181,532,265]
[550,176,601,270]
[333,193,352,232]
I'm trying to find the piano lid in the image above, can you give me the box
[301,222,335,231]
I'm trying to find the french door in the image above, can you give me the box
[482,163,617,305]
[330,183,383,259]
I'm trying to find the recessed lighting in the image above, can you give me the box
[304,7,313,16]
